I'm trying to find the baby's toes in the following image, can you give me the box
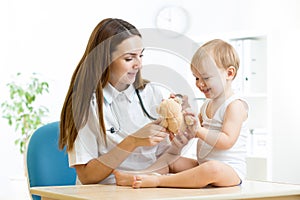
[132,176,142,189]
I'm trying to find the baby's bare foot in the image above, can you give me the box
[113,170,136,186]
[132,174,160,188]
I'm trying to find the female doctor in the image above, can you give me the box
[59,18,183,185]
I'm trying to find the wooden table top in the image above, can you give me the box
[30,180,300,200]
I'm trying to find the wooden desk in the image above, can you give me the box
[30,180,300,200]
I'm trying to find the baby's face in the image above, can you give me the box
[191,56,226,99]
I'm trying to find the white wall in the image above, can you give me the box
[268,29,300,184]
[1,0,300,196]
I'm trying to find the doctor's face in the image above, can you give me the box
[109,36,144,91]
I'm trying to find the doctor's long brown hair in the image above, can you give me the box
[59,18,147,151]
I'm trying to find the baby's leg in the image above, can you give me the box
[114,160,240,188]
[208,161,241,187]
[161,160,240,188]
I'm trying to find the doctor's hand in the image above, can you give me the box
[166,131,192,155]
[166,111,199,155]
[130,119,169,147]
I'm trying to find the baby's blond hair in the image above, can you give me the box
[191,39,240,79]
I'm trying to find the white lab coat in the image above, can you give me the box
[69,82,171,184]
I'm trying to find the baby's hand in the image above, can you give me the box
[169,94,190,110]
[184,115,194,126]
[182,109,199,138]
[181,95,191,110]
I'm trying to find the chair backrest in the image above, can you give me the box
[26,121,76,200]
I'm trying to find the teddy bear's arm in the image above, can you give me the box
[160,119,168,128]
[167,117,182,133]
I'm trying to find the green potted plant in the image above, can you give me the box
[1,72,50,154]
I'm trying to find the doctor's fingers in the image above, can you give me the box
[146,123,168,136]
[144,121,167,131]
[152,118,163,125]
[133,125,168,139]
[173,133,189,146]
[146,128,169,144]
[135,133,168,146]
[148,134,168,145]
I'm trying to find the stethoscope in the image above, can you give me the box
[107,89,157,134]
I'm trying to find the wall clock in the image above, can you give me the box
[155,6,190,37]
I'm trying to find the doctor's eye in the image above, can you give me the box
[125,58,133,62]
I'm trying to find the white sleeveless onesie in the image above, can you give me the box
[197,95,249,180]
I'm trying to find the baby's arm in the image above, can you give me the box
[196,100,248,150]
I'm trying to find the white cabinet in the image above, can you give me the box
[229,36,271,181]
[230,37,269,129]
[230,37,267,96]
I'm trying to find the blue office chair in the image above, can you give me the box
[26,121,76,200]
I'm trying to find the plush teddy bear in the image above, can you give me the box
[156,96,194,134]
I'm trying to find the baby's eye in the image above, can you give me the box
[139,54,144,58]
